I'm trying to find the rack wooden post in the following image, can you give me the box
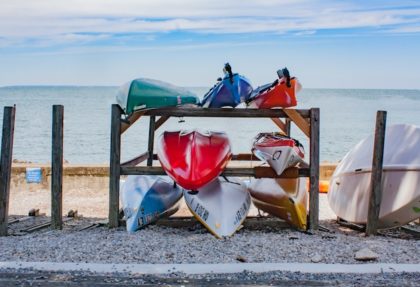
[109,105,122,228]
[51,105,64,229]
[309,108,320,230]
[109,106,320,230]
[366,111,387,236]
[0,106,16,236]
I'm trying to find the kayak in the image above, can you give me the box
[247,68,302,109]
[157,130,232,190]
[248,177,308,230]
[201,63,253,108]
[116,78,199,114]
[120,175,183,232]
[252,133,305,175]
[184,177,251,238]
[328,124,420,229]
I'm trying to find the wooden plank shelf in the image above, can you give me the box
[121,166,309,178]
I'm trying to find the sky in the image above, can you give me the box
[0,0,420,89]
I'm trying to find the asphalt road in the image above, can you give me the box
[1,270,419,287]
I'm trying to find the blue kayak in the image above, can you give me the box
[201,63,253,108]
[120,175,183,232]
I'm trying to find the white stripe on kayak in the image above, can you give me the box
[0,262,419,274]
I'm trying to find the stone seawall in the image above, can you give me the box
[8,163,337,217]
[10,162,337,192]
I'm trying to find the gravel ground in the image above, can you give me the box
[0,216,418,264]
[2,188,419,287]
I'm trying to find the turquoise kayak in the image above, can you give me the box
[116,78,199,114]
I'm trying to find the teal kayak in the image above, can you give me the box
[116,78,199,114]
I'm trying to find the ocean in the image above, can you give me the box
[0,86,419,164]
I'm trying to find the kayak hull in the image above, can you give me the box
[328,124,420,229]
[116,78,199,114]
[120,175,183,232]
[252,133,305,175]
[201,74,253,108]
[248,78,301,109]
[248,177,308,230]
[184,177,251,238]
[157,130,232,190]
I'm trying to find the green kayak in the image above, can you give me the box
[116,78,199,114]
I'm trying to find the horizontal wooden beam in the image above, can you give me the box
[121,151,149,167]
[137,107,310,118]
[133,153,263,162]
[120,166,309,178]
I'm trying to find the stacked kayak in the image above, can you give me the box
[157,130,232,190]
[249,133,308,229]
[247,68,302,109]
[120,175,183,232]
[157,129,251,237]
[328,124,420,229]
[252,133,305,175]
[248,178,308,230]
[201,63,253,108]
[184,177,251,238]
[116,78,199,114]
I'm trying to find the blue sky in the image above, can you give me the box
[0,0,420,88]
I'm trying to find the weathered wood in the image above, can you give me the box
[0,106,15,236]
[121,166,309,178]
[284,109,310,137]
[109,104,122,228]
[155,116,170,131]
[145,107,310,118]
[120,110,144,134]
[121,151,149,167]
[270,118,287,135]
[285,118,291,136]
[147,116,156,167]
[366,111,387,236]
[308,108,320,231]
[51,105,64,230]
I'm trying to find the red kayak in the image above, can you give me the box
[247,68,302,109]
[157,130,232,190]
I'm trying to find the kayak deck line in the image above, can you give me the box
[0,261,419,275]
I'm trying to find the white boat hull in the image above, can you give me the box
[121,176,183,232]
[254,145,304,175]
[184,177,251,238]
[328,124,420,229]
[329,168,420,228]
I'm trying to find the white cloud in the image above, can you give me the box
[0,0,419,47]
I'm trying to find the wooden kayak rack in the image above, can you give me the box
[109,105,320,231]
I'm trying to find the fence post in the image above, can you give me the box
[109,104,122,228]
[308,108,320,231]
[51,105,64,229]
[366,111,387,236]
[0,106,16,236]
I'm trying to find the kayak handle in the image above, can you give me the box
[224,63,234,84]
[277,67,291,88]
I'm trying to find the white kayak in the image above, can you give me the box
[121,175,183,232]
[248,177,308,230]
[252,133,305,175]
[328,124,420,229]
[184,177,251,238]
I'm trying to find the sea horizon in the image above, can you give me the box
[1,86,420,164]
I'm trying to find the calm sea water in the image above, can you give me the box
[0,86,419,164]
